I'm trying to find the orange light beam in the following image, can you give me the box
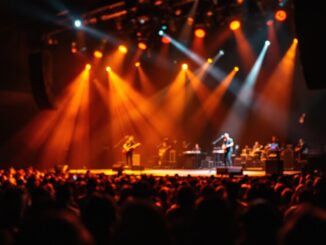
[189,69,237,138]
[233,29,256,72]
[256,40,298,137]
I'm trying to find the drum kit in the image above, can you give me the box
[240,147,266,165]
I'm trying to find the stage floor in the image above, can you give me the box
[69,168,301,177]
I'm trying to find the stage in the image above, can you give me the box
[69,167,301,177]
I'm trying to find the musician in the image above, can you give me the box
[251,141,263,162]
[193,143,202,168]
[266,136,280,160]
[294,138,308,161]
[158,141,171,166]
[123,135,138,166]
[222,133,234,166]
[193,143,201,152]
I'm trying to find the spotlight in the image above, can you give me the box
[234,66,239,72]
[106,66,111,72]
[161,25,168,30]
[153,0,164,6]
[265,40,271,46]
[207,58,213,64]
[161,36,171,44]
[74,19,82,28]
[266,20,274,26]
[219,50,225,55]
[118,45,128,54]
[174,9,182,16]
[293,38,298,44]
[135,62,141,67]
[230,20,241,31]
[158,30,164,36]
[182,63,188,70]
[275,10,287,22]
[194,27,206,38]
[138,41,147,50]
[85,64,91,70]
[93,50,103,58]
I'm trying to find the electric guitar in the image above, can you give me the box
[158,145,171,158]
[123,142,141,153]
[222,142,233,152]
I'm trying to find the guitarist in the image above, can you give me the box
[123,135,140,166]
[222,133,234,166]
[158,141,171,166]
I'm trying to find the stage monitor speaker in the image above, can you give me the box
[216,166,243,177]
[265,160,283,175]
[132,153,141,165]
[293,1,326,89]
[112,164,124,172]
[29,50,55,109]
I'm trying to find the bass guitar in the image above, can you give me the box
[123,142,141,153]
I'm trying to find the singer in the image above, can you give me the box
[222,133,234,166]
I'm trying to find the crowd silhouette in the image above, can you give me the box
[1,167,326,245]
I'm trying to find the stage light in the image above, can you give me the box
[293,38,298,44]
[275,10,287,22]
[182,63,188,70]
[219,50,225,55]
[194,27,206,38]
[138,41,147,50]
[158,30,164,36]
[93,50,103,58]
[71,42,77,54]
[206,11,213,17]
[266,20,274,26]
[153,0,164,6]
[207,58,213,64]
[74,19,82,28]
[230,20,241,31]
[106,66,111,72]
[118,45,128,54]
[85,64,91,70]
[161,25,168,30]
[187,17,194,25]
[135,62,141,67]
[234,66,239,72]
[175,9,182,16]
[161,36,171,44]
[265,40,271,46]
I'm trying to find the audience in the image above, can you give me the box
[0,167,325,245]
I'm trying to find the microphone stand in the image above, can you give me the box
[212,135,224,145]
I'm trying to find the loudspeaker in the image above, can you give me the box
[265,160,283,175]
[216,166,243,177]
[112,164,124,172]
[132,153,141,165]
[29,50,55,109]
[293,1,326,89]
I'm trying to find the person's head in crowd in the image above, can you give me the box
[279,204,326,245]
[241,199,282,245]
[81,192,117,245]
[114,200,170,245]
[17,210,93,245]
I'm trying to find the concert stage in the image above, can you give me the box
[69,167,301,177]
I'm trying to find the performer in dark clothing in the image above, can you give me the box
[222,133,234,166]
